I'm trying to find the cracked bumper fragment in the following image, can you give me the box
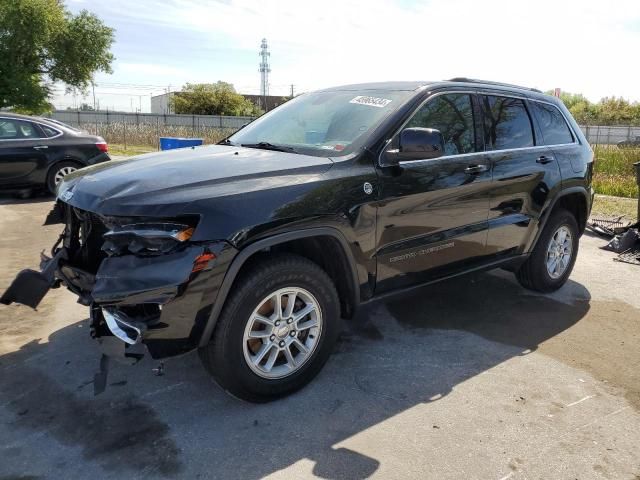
[92,245,206,305]
[0,248,67,308]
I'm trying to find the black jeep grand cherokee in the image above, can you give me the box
[2,79,593,402]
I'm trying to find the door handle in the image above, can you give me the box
[464,164,488,174]
[536,155,554,164]
[33,145,48,150]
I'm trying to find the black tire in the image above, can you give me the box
[199,253,341,402]
[516,208,579,292]
[46,161,81,195]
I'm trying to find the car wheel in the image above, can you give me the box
[46,161,80,195]
[199,253,341,402]
[516,208,579,293]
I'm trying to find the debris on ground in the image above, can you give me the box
[587,216,640,265]
[587,216,634,237]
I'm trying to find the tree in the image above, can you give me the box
[171,82,263,116]
[547,90,640,126]
[66,102,94,111]
[0,0,114,113]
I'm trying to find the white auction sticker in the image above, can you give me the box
[349,96,392,108]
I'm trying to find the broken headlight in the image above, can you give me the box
[102,222,195,256]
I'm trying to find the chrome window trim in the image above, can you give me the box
[398,145,552,168]
[0,116,63,142]
[528,99,579,147]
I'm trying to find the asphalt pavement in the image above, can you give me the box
[1,197,639,480]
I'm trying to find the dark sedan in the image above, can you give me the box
[0,113,110,196]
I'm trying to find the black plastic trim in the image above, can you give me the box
[198,227,360,347]
[531,186,591,249]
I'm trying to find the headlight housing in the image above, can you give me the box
[102,220,197,256]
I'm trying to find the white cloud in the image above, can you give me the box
[62,0,640,105]
[153,0,640,101]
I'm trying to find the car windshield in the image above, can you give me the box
[228,89,413,157]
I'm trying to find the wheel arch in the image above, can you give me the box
[199,227,360,347]
[530,186,591,252]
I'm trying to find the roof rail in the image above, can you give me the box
[447,77,542,93]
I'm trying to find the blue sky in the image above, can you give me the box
[58,0,640,112]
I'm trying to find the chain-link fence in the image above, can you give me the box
[47,111,255,148]
[48,110,640,148]
[579,125,640,146]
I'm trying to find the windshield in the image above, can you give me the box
[228,89,413,156]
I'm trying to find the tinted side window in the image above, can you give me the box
[531,102,574,145]
[0,120,18,139]
[407,93,476,155]
[481,96,534,150]
[40,125,60,137]
[0,119,41,140]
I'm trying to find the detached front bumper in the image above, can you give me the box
[1,226,235,361]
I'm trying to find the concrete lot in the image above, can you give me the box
[0,197,639,480]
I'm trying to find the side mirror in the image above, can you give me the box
[382,127,444,165]
[398,127,444,160]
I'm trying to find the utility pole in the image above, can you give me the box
[290,84,295,98]
[92,82,97,111]
[259,38,271,110]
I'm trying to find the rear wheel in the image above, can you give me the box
[199,253,341,402]
[46,161,80,195]
[516,208,579,292]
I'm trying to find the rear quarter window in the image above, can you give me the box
[40,125,60,137]
[531,101,574,145]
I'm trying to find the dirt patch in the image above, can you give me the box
[536,300,640,411]
[385,272,640,411]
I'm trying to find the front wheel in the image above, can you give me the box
[516,208,579,292]
[199,253,341,402]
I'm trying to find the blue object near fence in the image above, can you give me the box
[159,137,204,151]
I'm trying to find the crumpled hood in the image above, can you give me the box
[58,145,334,236]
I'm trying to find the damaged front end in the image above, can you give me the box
[1,201,234,391]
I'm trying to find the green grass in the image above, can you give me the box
[591,194,638,221]
[593,145,639,198]
[108,144,157,157]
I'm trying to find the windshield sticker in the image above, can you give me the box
[349,96,392,108]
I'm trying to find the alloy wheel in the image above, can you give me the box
[242,287,322,379]
[53,166,77,185]
[546,225,573,279]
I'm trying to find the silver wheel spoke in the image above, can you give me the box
[248,329,272,339]
[283,292,297,319]
[253,343,272,365]
[297,318,318,331]
[264,347,279,371]
[292,339,309,355]
[293,304,315,322]
[273,293,283,320]
[253,314,274,326]
[283,345,297,369]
